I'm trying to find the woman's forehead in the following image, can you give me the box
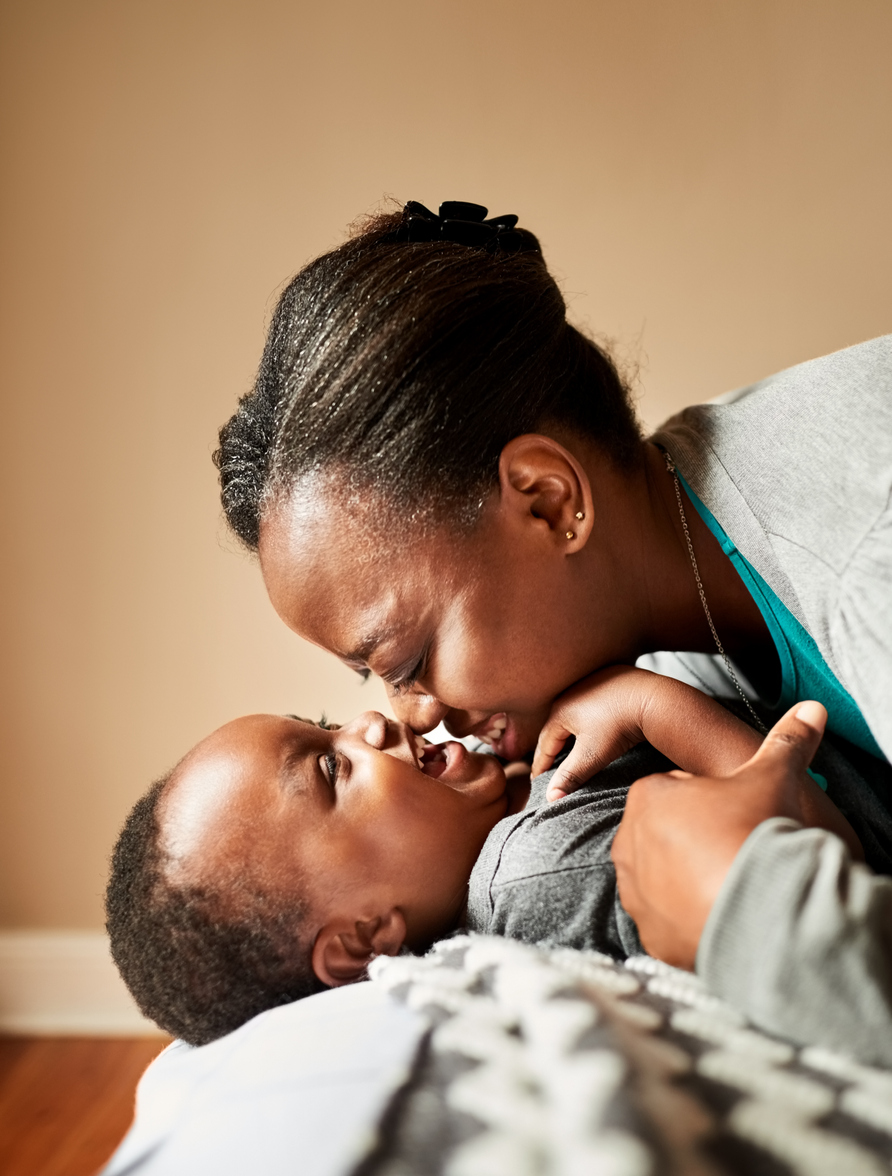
[260,498,458,646]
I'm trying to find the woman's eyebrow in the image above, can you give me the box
[340,625,399,666]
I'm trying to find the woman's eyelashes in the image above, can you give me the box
[385,650,427,695]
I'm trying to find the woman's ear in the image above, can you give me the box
[311,908,407,988]
[498,434,593,549]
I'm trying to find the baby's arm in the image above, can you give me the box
[532,665,763,802]
[532,666,862,859]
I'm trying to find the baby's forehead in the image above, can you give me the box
[162,714,317,854]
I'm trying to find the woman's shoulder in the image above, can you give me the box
[653,334,892,578]
[657,333,892,449]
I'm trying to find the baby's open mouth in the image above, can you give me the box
[420,743,449,779]
[418,741,469,780]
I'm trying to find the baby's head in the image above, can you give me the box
[106,711,507,1045]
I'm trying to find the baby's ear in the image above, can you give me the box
[312,909,407,988]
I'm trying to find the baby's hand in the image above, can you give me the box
[532,666,652,801]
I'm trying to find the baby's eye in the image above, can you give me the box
[322,751,339,788]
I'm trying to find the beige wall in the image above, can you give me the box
[1,0,891,928]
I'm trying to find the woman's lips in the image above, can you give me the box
[472,714,521,760]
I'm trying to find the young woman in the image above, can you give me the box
[213,200,892,1057]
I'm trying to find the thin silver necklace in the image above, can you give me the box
[663,450,768,734]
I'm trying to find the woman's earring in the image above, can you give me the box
[575,511,585,520]
[566,530,576,540]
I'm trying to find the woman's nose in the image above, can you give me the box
[390,690,449,734]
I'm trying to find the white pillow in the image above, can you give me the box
[102,982,423,1176]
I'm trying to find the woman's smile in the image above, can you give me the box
[470,712,508,747]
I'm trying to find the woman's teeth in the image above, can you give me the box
[480,716,508,744]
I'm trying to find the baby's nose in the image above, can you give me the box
[350,711,423,765]
[352,711,389,749]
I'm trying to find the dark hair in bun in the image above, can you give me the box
[214,203,641,549]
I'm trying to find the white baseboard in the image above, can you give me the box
[0,931,163,1036]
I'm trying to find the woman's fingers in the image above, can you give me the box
[612,701,831,970]
[740,700,827,781]
[795,699,828,732]
[612,770,753,969]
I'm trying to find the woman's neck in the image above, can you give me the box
[590,441,777,673]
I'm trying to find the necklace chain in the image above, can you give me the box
[663,450,768,734]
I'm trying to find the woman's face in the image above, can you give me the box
[259,482,627,758]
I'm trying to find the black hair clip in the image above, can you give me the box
[393,201,540,255]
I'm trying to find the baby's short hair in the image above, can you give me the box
[106,777,324,1046]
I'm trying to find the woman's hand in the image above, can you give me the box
[611,701,832,970]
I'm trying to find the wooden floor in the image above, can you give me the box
[0,1035,169,1176]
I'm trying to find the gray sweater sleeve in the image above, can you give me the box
[832,491,892,762]
[697,818,892,1067]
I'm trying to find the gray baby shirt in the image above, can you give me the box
[465,744,678,959]
[465,726,892,965]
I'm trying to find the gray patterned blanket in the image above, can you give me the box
[361,935,892,1176]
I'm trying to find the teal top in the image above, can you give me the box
[679,474,886,764]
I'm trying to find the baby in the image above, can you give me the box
[107,668,868,1047]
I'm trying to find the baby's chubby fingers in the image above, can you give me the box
[535,704,632,801]
[531,717,573,779]
[533,665,653,801]
[545,740,619,801]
